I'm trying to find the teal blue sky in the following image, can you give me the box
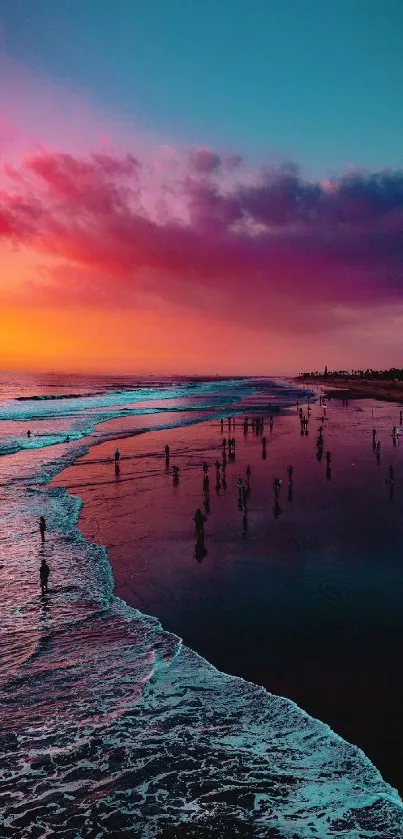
[1,0,403,174]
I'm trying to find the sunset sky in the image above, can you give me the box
[1,0,403,375]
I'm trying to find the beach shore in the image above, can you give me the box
[297,375,403,404]
[53,393,403,793]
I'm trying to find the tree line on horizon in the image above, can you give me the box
[299,367,403,381]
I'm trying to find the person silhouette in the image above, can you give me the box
[114,448,120,466]
[40,558,50,595]
[39,516,46,543]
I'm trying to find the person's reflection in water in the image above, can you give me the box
[204,493,210,515]
[242,511,248,535]
[273,498,282,519]
[326,464,332,481]
[114,461,120,478]
[388,465,395,500]
[39,590,51,629]
[288,482,293,501]
[194,535,207,563]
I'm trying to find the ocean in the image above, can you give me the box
[1,372,402,838]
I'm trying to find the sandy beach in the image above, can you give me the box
[53,391,403,795]
[298,376,403,404]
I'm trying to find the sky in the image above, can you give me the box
[0,0,403,375]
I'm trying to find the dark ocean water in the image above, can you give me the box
[1,372,402,838]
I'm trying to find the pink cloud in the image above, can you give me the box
[1,141,403,339]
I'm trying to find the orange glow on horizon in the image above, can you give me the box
[0,306,287,376]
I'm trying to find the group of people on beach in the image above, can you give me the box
[38,389,401,587]
[221,417,235,432]
[243,415,275,437]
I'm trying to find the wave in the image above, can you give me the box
[15,391,107,401]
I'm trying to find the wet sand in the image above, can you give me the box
[53,395,403,793]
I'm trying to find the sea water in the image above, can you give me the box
[0,373,402,838]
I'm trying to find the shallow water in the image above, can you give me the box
[1,374,403,837]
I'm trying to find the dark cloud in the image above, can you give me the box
[188,148,222,174]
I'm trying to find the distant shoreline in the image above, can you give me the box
[296,376,403,404]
